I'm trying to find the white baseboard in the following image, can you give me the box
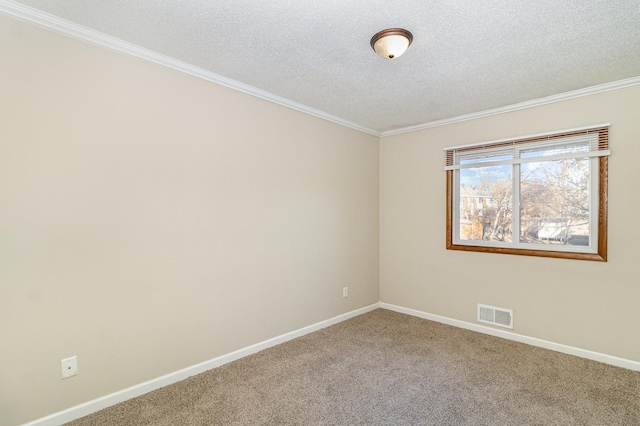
[26,301,639,425]
[380,302,640,372]
[26,303,381,426]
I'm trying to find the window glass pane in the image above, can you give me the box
[520,158,590,246]
[459,164,512,243]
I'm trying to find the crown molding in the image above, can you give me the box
[0,0,381,137]
[3,0,638,140]
[381,76,640,138]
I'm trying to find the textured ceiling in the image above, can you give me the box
[7,0,640,133]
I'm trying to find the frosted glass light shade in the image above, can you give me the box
[370,28,413,60]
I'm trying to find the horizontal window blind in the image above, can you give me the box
[444,124,609,170]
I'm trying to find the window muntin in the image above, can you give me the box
[445,125,609,261]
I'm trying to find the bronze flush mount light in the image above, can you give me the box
[370,28,413,59]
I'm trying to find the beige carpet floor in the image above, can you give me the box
[65,309,640,425]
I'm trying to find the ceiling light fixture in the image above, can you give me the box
[370,28,413,60]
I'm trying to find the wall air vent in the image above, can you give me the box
[477,304,513,329]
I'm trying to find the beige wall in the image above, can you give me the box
[0,15,379,425]
[2,9,638,426]
[380,84,640,364]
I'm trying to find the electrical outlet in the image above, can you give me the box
[61,356,78,379]
[343,287,348,298]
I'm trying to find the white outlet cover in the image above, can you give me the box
[61,356,78,379]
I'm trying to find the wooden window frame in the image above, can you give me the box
[445,127,608,262]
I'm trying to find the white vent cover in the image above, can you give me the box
[477,304,513,329]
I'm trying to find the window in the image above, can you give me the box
[445,124,609,261]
